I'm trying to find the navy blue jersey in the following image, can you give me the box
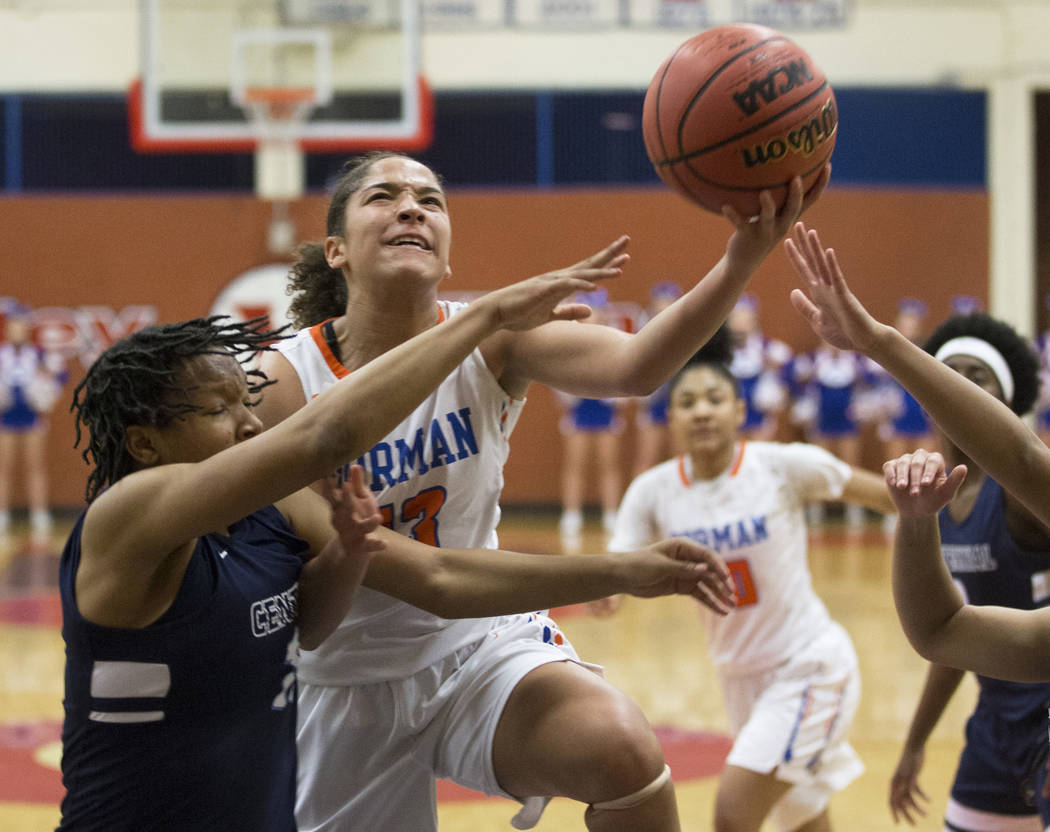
[57,505,308,832]
[939,477,1050,719]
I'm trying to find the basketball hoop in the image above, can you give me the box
[242,86,316,207]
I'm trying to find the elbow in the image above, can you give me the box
[413,574,462,619]
[298,627,324,653]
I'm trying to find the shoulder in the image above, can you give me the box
[626,457,682,496]
[439,300,471,319]
[256,348,307,429]
[746,441,838,472]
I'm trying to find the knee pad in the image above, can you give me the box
[590,764,672,812]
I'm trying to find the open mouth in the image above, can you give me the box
[388,235,431,251]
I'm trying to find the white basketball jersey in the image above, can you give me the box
[609,441,851,673]
[279,301,525,684]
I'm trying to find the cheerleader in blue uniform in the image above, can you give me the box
[727,294,792,441]
[632,282,682,477]
[0,302,66,538]
[872,300,931,531]
[556,290,626,545]
[790,344,878,525]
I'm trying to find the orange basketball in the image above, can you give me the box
[642,23,836,216]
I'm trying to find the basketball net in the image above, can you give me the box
[244,87,314,255]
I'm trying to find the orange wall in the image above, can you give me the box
[0,185,988,509]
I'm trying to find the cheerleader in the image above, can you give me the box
[0,302,66,537]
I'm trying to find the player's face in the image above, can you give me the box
[942,354,1005,403]
[895,311,924,342]
[727,306,756,337]
[152,355,263,465]
[668,366,746,458]
[331,156,452,289]
[4,317,30,344]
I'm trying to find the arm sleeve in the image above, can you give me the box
[769,441,853,502]
[607,472,660,553]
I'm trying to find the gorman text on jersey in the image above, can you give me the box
[341,407,480,492]
[673,515,770,553]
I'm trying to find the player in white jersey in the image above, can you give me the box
[257,151,827,831]
[600,326,895,832]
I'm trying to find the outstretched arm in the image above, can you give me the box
[494,170,830,398]
[889,661,965,825]
[787,221,1050,529]
[888,449,1050,682]
[361,531,736,619]
[840,465,896,515]
[82,266,621,615]
[285,466,386,650]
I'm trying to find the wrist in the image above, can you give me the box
[461,296,503,336]
[863,321,900,363]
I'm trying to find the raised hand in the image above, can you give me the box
[623,537,737,615]
[889,746,929,825]
[479,242,627,331]
[567,235,631,273]
[785,221,886,353]
[723,165,830,275]
[323,464,386,559]
[882,450,967,517]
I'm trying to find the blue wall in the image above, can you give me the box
[1,87,985,192]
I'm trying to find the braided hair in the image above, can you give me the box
[71,316,283,502]
[286,151,447,329]
[923,313,1040,417]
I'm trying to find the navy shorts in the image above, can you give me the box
[951,700,1050,821]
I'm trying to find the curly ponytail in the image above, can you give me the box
[286,241,347,329]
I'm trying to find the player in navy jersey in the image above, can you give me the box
[786,221,1050,677]
[258,151,826,831]
[885,313,1050,831]
[59,272,735,831]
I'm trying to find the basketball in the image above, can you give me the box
[642,23,837,217]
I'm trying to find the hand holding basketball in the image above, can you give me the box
[643,23,836,217]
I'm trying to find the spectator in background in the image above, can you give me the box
[632,281,683,477]
[0,301,66,539]
[727,293,792,441]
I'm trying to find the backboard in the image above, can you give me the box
[131,0,432,154]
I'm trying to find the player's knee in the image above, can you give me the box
[585,763,673,821]
[582,703,665,798]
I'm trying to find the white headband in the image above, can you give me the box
[934,336,1014,405]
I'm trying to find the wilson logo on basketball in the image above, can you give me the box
[731,58,815,117]
[741,99,837,168]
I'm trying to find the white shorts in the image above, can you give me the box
[719,621,863,831]
[295,612,592,832]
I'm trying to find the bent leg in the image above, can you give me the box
[492,660,678,832]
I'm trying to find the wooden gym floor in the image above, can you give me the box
[1,508,973,831]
